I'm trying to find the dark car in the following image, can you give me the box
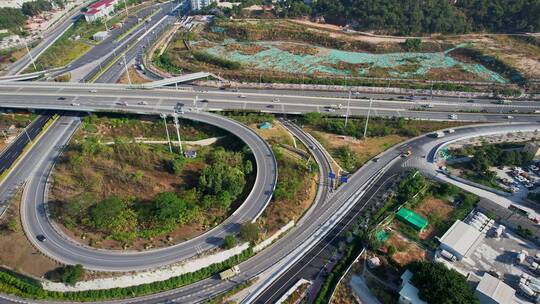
[37,234,46,242]
[58,97,66,101]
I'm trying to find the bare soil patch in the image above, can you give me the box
[0,189,59,277]
[385,233,426,267]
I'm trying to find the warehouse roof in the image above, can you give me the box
[439,220,483,258]
[475,273,515,304]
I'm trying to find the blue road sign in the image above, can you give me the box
[340,176,348,183]
[328,172,336,179]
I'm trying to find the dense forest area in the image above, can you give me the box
[314,0,540,35]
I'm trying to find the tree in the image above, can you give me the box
[222,235,237,249]
[387,245,397,256]
[46,264,85,285]
[410,261,479,304]
[402,38,422,51]
[239,222,260,244]
[87,197,135,235]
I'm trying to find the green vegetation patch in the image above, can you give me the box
[0,248,253,301]
[50,114,254,247]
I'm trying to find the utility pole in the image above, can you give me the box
[172,113,183,154]
[23,39,37,71]
[363,98,373,140]
[122,55,132,85]
[345,90,351,127]
[160,113,172,153]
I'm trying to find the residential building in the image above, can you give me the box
[84,0,118,23]
[190,0,216,11]
[399,270,427,304]
[475,273,515,304]
[438,220,483,260]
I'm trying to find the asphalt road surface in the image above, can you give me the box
[0,114,51,215]
[12,109,277,271]
[0,82,539,122]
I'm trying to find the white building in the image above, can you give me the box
[83,0,118,22]
[190,0,216,11]
[475,273,515,304]
[439,220,483,260]
[399,270,427,304]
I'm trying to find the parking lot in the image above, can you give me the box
[438,220,540,303]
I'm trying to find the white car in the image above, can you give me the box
[326,108,336,112]
[138,101,148,105]
[272,98,280,103]
[448,114,458,120]
[238,95,246,98]
[506,115,514,119]
[71,102,80,106]
[89,89,97,93]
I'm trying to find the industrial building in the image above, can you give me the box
[475,273,515,304]
[84,0,119,22]
[438,220,483,260]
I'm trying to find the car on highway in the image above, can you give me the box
[448,114,458,120]
[71,102,80,106]
[36,234,46,242]
[175,102,185,114]
[199,99,209,103]
[89,89,97,93]
[506,115,514,119]
[116,101,128,106]
[272,97,280,103]
[58,97,66,100]
[326,108,336,112]
[467,99,475,103]
[138,101,148,105]
[238,94,246,98]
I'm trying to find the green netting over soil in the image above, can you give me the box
[376,230,390,242]
[203,40,506,83]
[396,207,429,231]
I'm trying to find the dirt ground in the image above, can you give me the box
[385,233,426,267]
[251,121,295,146]
[309,129,406,170]
[414,197,455,240]
[0,189,59,278]
[117,67,150,84]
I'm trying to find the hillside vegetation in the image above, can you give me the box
[314,0,539,35]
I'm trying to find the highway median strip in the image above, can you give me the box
[115,8,161,42]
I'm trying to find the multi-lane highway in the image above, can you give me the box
[0,82,539,122]
[1,83,537,304]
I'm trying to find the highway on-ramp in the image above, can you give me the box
[2,108,277,272]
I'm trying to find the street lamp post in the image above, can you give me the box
[23,39,37,71]
[344,90,351,128]
[160,113,172,153]
[363,98,373,140]
[172,113,183,155]
[122,55,132,85]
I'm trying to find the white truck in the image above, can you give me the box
[439,249,457,262]
[219,266,239,280]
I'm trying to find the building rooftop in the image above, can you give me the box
[399,282,427,304]
[439,220,483,258]
[475,273,515,304]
